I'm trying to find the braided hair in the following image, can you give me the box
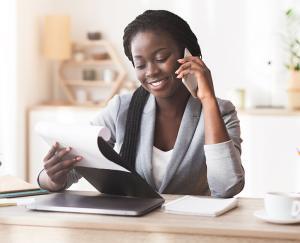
[120,10,201,170]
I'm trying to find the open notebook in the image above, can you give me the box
[163,196,238,217]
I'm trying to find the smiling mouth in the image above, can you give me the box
[147,77,168,86]
[150,81,162,87]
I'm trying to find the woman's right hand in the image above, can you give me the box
[42,142,82,191]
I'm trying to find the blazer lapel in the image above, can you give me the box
[159,96,201,193]
[136,94,157,189]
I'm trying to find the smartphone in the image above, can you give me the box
[181,48,198,98]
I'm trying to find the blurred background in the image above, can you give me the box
[0,0,299,197]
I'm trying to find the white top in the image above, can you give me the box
[152,146,173,189]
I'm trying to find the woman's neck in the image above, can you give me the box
[155,88,190,118]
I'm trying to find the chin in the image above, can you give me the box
[152,89,183,100]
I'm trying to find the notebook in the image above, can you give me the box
[0,175,48,198]
[163,196,238,217]
[0,175,38,193]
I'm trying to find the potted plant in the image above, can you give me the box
[284,8,300,109]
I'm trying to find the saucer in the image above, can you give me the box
[254,210,300,224]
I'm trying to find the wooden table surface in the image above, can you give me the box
[0,195,299,243]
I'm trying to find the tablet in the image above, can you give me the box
[27,137,164,216]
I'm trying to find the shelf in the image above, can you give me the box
[59,40,126,105]
[238,108,300,116]
[64,80,111,87]
[64,59,114,66]
[75,40,109,47]
[30,101,105,109]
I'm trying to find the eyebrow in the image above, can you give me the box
[133,47,168,59]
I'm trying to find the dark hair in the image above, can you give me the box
[119,86,149,170]
[120,10,201,170]
[123,10,202,64]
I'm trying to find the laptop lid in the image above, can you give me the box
[27,190,164,216]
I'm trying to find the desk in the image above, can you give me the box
[0,195,299,243]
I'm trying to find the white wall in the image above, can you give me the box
[14,0,300,179]
[16,1,54,178]
[18,0,300,103]
[0,1,17,176]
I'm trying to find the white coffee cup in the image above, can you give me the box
[102,69,115,83]
[264,192,300,219]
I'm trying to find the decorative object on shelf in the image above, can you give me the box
[87,31,102,41]
[287,71,300,109]
[283,9,300,109]
[229,88,245,110]
[82,69,97,81]
[91,52,110,61]
[72,44,86,62]
[59,40,127,106]
[43,15,71,100]
[73,51,85,62]
[102,68,116,83]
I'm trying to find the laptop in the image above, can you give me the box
[27,138,165,216]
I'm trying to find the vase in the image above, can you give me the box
[287,70,300,109]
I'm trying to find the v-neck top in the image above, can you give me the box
[152,146,173,189]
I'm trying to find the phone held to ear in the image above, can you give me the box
[181,48,198,98]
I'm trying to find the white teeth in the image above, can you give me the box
[150,81,162,87]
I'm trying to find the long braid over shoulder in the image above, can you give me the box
[119,86,149,170]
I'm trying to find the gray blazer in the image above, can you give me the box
[68,93,244,198]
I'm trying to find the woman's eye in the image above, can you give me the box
[156,57,167,63]
[135,64,145,69]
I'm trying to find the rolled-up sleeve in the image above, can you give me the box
[204,100,245,198]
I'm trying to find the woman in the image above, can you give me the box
[38,10,244,198]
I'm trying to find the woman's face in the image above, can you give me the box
[130,30,185,98]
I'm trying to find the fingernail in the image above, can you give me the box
[76,156,82,160]
[175,70,179,74]
[66,147,71,151]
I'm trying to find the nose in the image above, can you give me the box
[145,62,160,78]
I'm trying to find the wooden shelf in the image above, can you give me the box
[64,80,111,87]
[64,59,113,66]
[238,108,300,116]
[75,40,109,47]
[58,40,126,106]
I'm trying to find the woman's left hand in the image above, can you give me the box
[175,56,215,101]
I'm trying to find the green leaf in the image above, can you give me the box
[286,9,293,16]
